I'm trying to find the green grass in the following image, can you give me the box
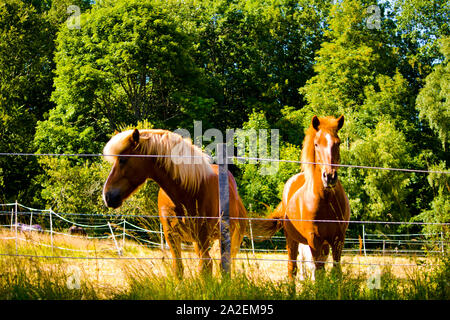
[0,229,448,300]
[118,258,450,300]
[1,254,448,300]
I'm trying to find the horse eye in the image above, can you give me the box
[119,157,127,165]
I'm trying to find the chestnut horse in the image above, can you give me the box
[102,129,247,277]
[255,115,350,279]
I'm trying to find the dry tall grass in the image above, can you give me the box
[0,228,447,300]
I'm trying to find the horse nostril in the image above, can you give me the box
[328,172,338,185]
[104,190,122,208]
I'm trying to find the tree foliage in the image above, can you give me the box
[0,0,447,236]
[0,0,54,203]
[416,37,450,151]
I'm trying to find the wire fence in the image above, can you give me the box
[0,202,447,268]
[0,152,449,174]
[0,150,448,268]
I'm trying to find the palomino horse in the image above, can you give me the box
[255,115,350,279]
[102,129,247,277]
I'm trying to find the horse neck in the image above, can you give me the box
[304,164,327,199]
[145,158,201,205]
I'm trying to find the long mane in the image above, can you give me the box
[300,126,316,179]
[103,129,214,193]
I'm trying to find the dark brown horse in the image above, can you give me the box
[255,115,350,279]
[102,129,247,277]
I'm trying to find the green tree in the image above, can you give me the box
[296,0,426,227]
[394,0,450,78]
[0,0,94,204]
[298,0,399,132]
[191,0,329,130]
[414,37,449,236]
[0,0,54,203]
[341,121,414,225]
[235,110,301,213]
[413,162,449,236]
[39,0,203,155]
[416,37,450,151]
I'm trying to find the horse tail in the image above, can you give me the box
[235,195,248,232]
[248,202,285,240]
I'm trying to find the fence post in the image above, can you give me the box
[248,219,255,257]
[49,209,54,254]
[218,143,231,274]
[362,225,367,257]
[441,231,444,255]
[14,200,18,255]
[108,222,122,256]
[160,223,164,250]
[122,219,126,252]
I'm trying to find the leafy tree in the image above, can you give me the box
[414,38,449,236]
[413,162,449,236]
[416,37,450,151]
[393,0,450,77]
[341,121,414,225]
[298,0,399,131]
[192,0,329,130]
[38,0,203,156]
[235,110,301,213]
[0,0,54,203]
[296,0,428,227]
[0,0,94,203]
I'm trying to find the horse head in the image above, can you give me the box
[311,115,344,189]
[102,129,149,208]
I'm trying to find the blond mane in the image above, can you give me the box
[103,129,214,193]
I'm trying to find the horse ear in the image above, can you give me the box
[312,116,320,131]
[337,115,344,130]
[132,128,140,144]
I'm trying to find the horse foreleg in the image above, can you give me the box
[331,238,344,279]
[165,232,183,279]
[159,205,184,278]
[309,237,329,280]
[194,238,213,275]
[298,243,314,281]
[286,237,299,280]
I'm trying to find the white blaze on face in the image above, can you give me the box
[325,133,333,164]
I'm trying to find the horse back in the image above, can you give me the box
[157,164,247,234]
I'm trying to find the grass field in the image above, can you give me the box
[0,229,448,300]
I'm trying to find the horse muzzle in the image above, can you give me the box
[322,170,338,189]
[103,189,123,209]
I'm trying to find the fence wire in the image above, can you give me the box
[0,202,447,268]
[0,152,448,174]
[0,149,448,268]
